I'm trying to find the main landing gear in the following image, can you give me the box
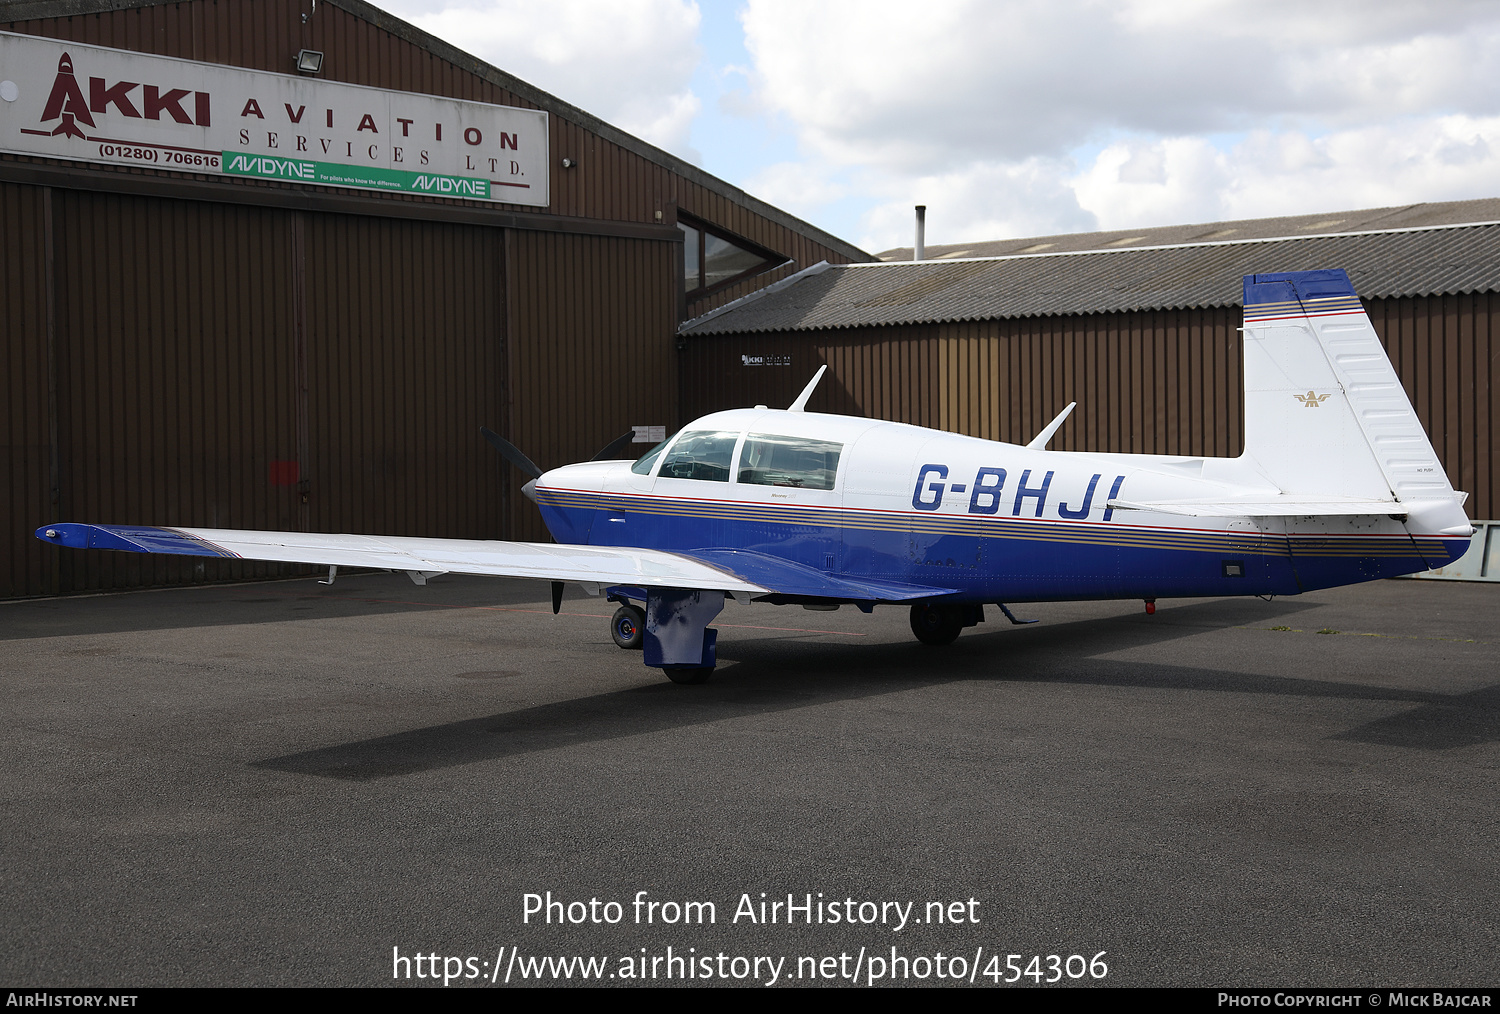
[611,599,711,681]
[909,602,966,645]
[909,602,1035,645]
[610,604,645,650]
[609,590,724,684]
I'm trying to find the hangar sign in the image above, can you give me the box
[0,30,549,205]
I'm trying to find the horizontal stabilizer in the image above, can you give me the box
[1108,497,1404,518]
[37,524,769,594]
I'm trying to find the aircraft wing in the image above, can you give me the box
[37,523,770,594]
[1107,497,1405,517]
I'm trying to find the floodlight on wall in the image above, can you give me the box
[296,49,324,74]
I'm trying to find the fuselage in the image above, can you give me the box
[532,409,1469,603]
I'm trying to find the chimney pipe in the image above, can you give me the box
[914,205,926,261]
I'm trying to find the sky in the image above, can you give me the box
[374,0,1500,254]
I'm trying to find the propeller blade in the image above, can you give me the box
[480,426,543,480]
[551,581,564,615]
[591,430,638,461]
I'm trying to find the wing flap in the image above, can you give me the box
[37,524,769,594]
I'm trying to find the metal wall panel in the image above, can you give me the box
[679,327,942,430]
[0,184,510,598]
[681,300,1495,519]
[681,311,1239,455]
[49,188,302,593]
[1368,294,1496,521]
[302,211,506,542]
[0,182,55,598]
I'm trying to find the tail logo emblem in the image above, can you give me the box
[1294,391,1330,408]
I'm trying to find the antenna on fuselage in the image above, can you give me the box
[787,365,828,412]
[1026,402,1076,449]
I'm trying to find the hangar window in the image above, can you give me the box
[737,435,842,490]
[679,215,787,301]
[658,430,740,482]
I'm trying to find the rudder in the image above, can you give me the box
[1240,269,1453,505]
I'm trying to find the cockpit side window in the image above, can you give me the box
[658,430,740,482]
[630,430,680,475]
[737,434,842,490]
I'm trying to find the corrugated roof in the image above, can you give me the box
[876,197,1500,260]
[681,219,1500,335]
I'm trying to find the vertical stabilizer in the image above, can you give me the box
[1240,270,1455,509]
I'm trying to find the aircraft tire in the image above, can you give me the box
[610,604,646,650]
[909,603,963,646]
[664,667,713,685]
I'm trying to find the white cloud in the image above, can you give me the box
[741,161,851,219]
[376,0,703,155]
[1071,116,1500,231]
[741,0,1500,172]
[370,2,1500,245]
[732,0,1500,242]
[857,160,1097,251]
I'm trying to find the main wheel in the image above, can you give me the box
[610,604,646,650]
[909,603,963,646]
[664,667,713,685]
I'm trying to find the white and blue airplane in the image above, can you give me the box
[37,269,1475,684]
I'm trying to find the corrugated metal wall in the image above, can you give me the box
[1368,294,1496,522]
[1,182,55,598]
[303,212,505,542]
[933,308,1244,457]
[679,326,943,430]
[52,188,306,594]
[0,182,512,598]
[680,298,1495,519]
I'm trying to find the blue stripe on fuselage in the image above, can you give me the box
[536,489,1442,602]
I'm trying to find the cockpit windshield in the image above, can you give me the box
[737,434,842,490]
[630,431,679,475]
[657,430,740,482]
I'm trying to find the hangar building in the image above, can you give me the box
[3,2,1494,599]
[0,0,868,598]
[679,200,1499,580]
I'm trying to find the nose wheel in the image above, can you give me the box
[610,604,646,650]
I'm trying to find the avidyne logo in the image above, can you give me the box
[39,52,210,138]
[225,154,314,178]
[411,175,485,196]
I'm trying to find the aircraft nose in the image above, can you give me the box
[521,478,538,504]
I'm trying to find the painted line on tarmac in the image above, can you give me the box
[1240,624,1489,644]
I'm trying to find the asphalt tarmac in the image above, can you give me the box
[1,573,1496,988]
